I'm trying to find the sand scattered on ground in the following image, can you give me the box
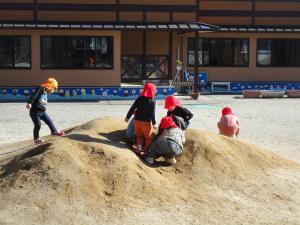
[0,117,299,225]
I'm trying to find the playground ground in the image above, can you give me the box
[0,95,299,162]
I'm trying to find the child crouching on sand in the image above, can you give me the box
[217,107,240,138]
[125,83,157,155]
[145,116,185,165]
[26,77,65,144]
[165,95,193,130]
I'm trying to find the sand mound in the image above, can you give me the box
[0,117,299,225]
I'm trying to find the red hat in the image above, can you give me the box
[222,107,235,116]
[140,83,157,98]
[159,116,178,129]
[164,95,182,109]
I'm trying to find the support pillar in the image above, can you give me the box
[192,31,199,100]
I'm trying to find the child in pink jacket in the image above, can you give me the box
[217,107,240,138]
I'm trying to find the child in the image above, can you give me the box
[125,83,157,155]
[145,116,185,165]
[26,78,65,144]
[125,115,136,144]
[217,107,240,138]
[165,95,193,129]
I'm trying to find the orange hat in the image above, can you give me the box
[42,78,58,90]
[164,95,182,109]
[222,107,235,116]
[140,83,157,98]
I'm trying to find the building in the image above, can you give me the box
[0,0,299,99]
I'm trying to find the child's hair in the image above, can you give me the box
[140,83,157,98]
[222,107,235,116]
[164,95,182,109]
[42,78,58,91]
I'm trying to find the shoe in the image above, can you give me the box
[145,157,154,164]
[166,157,177,165]
[52,130,65,136]
[34,138,44,144]
[132,145,146,156]
[133,144,142,151]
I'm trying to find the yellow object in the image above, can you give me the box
[176,59,183,66]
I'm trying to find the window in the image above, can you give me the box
[121,55,169,80]
[257,39,300,67]
[0,36,31,69]
[41,36,113,69]
[188,38,249,67]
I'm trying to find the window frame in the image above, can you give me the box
[256,38,300,67]
[0,35,31,69]
[187,37,249,67]
[40,35,114,70]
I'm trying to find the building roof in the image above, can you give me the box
[0,22,219,32]
[219,26,300,33]
[1,22,300,33]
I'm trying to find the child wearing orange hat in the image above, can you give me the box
[125,83,157,155]
[164,95,193,129]
[145,116,185,165]
[217,107,240,138]
[26,78,65,144]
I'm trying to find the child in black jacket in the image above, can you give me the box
[26,78,64,144]
[125,83,157,154]
[164,95,193,129]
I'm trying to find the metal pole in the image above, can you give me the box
[192,0,200,99]
[192,31,199,99]
[168,31,173,81]
[142,31,147,81]
[168,12,173,82]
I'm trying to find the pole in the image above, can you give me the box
[192,31,199,100]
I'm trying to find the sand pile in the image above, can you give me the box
[0,117,299,225]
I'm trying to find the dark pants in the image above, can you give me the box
[148,138,183,159]
[30,110,57,139]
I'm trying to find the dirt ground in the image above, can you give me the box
[0,117,299,225]
[1,95,300,162]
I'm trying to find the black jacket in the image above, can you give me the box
[173,116,188,130]
[167,106,193,126]
[126,96,156,125]
[27,86,48,111]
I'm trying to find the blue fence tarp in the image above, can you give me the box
[0,86,175,101]
[185,72,208,87]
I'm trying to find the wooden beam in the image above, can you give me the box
[0,3,195,12]
[116,0,120,22]
[252,0,255,25]
[33,0,37,22]
[199,10,300,17]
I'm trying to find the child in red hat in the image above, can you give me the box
[145,116,185,165]
[217,107,240,138]
[125,83,157,155]
[26,78,65,144]
[164,95,193,129]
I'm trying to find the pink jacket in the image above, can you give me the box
[218,114,240,137]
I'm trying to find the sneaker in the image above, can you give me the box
[145,157,154,164]
[52,130,65,136]
[166,157,177,165]
[34,138,44,144]
[133,144,142,150]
